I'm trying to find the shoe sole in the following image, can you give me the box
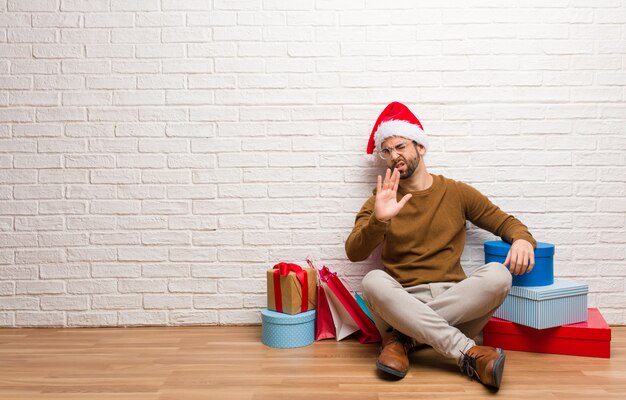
[376,361,407,378]
[491,350,506,389]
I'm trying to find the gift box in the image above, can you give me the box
[267,262,317,315]
[484,308,611,358]
[261,309,316,348]
[484,241,555,287]
[495,279,588,329]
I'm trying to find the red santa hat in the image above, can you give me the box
[366,102,429,155]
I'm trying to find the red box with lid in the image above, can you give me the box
[483,308,611,358]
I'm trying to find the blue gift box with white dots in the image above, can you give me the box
[261,309,316,348]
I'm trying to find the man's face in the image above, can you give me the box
[380,136,422,180]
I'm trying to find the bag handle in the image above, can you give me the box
[318,265,337,283]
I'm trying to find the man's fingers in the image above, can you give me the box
[505,242,536,276]
[508,252,515,274]
[526,250,535,273]
[522,253,530,274]
[511,252,520,275]
[376,175,382,194]
[514,251,521,275]
[392,168,400,193]
[398,193,412,208]
[383,168,391,190]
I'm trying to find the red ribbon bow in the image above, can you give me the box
[272,262,309,313]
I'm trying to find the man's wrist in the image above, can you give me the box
[375,215,389,223]
[373,215,390,224]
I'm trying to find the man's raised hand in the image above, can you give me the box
[374,168,413,222]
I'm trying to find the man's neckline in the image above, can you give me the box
[398,173,437,195]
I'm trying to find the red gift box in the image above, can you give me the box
[483,308,611,358]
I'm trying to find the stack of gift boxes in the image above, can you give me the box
[260,262,318,349]
[482,241,611,358]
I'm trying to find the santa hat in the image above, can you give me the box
[366,102,429,155]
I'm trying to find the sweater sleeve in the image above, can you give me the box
[345,194,389,262]
[458,181,537,248]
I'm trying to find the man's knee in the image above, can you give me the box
[361,269,389,298]
[484,262,512,295]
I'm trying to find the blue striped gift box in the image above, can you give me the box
[494,279,588,329]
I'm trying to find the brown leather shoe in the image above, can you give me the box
[376,330,413,378]
[460,345,506,389]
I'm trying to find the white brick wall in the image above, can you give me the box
[1,1,625,327]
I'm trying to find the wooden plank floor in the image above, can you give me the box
[0,325,624,400]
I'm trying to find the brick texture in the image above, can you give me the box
[1,1,625,326]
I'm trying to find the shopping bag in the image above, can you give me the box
[315,283,337,340]
[305,256,337,340]
[323,283,360,340]
[319,265,382,344]
[354,292,374,322]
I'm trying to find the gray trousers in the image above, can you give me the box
[361,262,512,366]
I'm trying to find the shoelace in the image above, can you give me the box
[459,350,478,379]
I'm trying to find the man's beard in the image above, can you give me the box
[393,152,421,179]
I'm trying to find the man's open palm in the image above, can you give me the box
[374,168,413,222]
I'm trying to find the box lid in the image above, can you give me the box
[484,308,611,341]
[484,241,555,258]
[261,309,315,325]
[508,278,588,300]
